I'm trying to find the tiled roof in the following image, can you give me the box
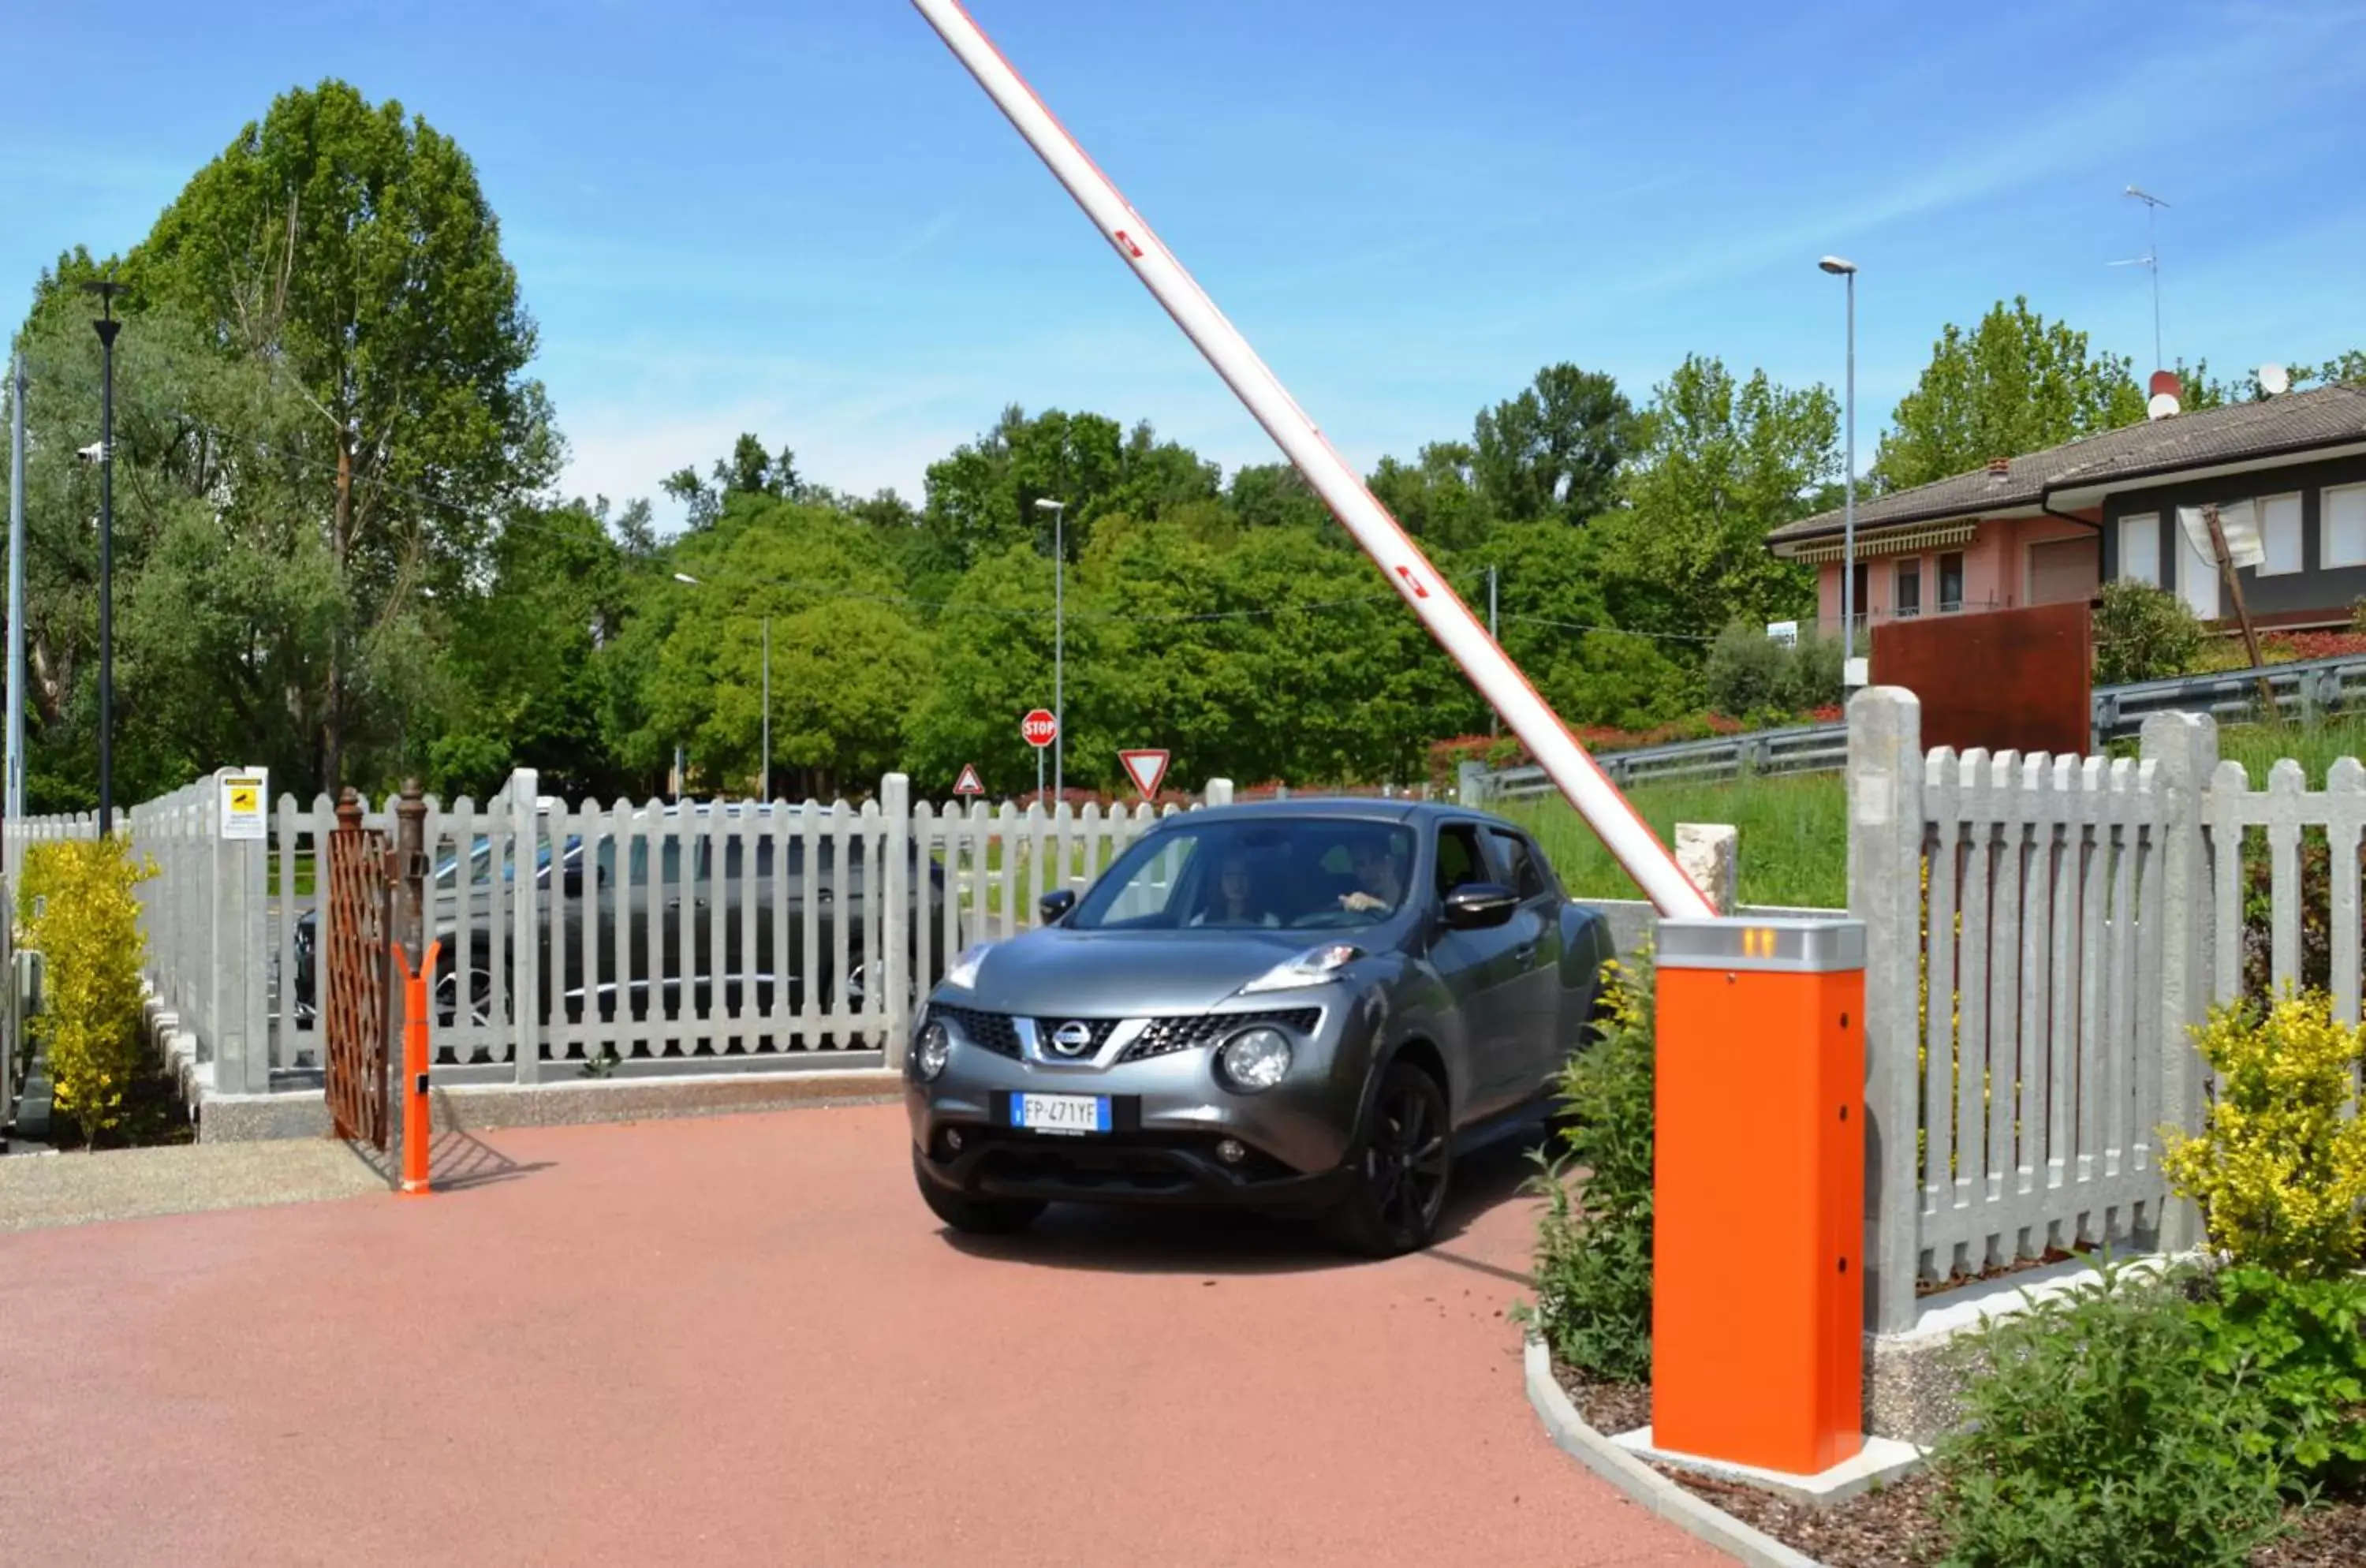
[1767,383,2366,547]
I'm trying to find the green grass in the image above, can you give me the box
[1498,771,1847,910]
[1507,712,2366,913]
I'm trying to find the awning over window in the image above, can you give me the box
[1788,521,1978,565]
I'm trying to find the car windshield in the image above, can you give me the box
[1068,817,1416,932]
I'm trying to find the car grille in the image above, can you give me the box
[1119,1008,1323,1062]
[931,1004,1021,1058]
[933,1006,1322,1062]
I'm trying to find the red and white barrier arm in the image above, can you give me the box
[910,0,1711,918]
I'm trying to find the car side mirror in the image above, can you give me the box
[1440,882,1519,929]
[1039,888,1077,924]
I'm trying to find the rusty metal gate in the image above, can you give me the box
[324,793,391,1150]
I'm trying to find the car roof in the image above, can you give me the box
[1169,798,1513,831]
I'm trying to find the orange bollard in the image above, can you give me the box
[395,939,440,1197]
[1652,917,1864,1477]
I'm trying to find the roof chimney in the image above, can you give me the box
[1987,456,2011,477]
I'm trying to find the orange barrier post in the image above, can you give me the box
[1653,917,1864,1477]
[394,939,440,1197]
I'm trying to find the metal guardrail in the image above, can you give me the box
[1466,650,2366,801]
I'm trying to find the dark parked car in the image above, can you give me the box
[905,800,1613,1256]
[289,802,947,1036]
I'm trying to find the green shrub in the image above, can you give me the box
[1702,621,1841,719]
[1515,953,1655,1381]
[2093,579,2204,684]
[1931,1263,2288,1568]
[17,838,156,1141]
[2191,1264,2366,1491]
[2160,991,2366,1277]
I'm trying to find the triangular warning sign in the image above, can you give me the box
[1119,749,1170,800]
[953,763,985,796]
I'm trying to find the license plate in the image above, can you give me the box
[1011,1092,1110,1135]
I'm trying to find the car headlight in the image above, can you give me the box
[1238,943,1362,995]
[914,1020,951,1081]
[942,943,992,991]
[1216,1026,1292,1092]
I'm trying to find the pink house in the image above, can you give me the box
[1764,384,2366,637]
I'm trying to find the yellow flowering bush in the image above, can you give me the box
[2161,991,2366,1277]
[17,838,155,1141]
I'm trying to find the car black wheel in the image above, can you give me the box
[1326,1062,1453,1258]
[912,1146,1044,1236]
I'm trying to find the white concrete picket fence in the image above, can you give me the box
[1849,689,2365,1335]
[5,770,1236,1106]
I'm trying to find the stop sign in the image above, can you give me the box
[1021,708,1058,749]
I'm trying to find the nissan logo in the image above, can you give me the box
[1047,1021,1095,1058]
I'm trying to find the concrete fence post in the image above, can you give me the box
[1204,778,1233,808]
[882,772,912,1067]
[2143,711,2218,1253]
[508,767,541,1085]
[1457,760,1488,806]
[1674,823,1737,916]
[1847,686,1924,1335]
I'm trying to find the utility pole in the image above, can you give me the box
[760,614,771,801]
[7,350,26,846]
[85,280,125,837]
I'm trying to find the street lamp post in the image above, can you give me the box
[1818,256,1859,678]
[674,571,768,799]
[1033,497,1065,803]
[84,280,126,834]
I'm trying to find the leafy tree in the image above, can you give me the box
[1471,363,1635,526]
[1872,297,2144,491]
[124,78,557,792]
[1594,354,1836,641]
[1368,442,1491,551]
[620,492,930,798]
[1227,461,1331,531]
[425,502,633,801]
[919,405,1215,575]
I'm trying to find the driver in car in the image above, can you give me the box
[1338,836,1406,914]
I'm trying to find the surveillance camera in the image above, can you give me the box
[76,441,105,465]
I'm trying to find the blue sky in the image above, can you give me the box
[3,0,2361,525]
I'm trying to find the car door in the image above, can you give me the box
[1424,819,1534,1119]
[1484,825,1566,1100]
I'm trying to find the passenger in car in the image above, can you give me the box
[1189,850,1278,928]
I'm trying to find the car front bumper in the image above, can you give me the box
[905,991,1377,1211]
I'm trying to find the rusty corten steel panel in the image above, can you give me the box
[1870,599,2093,758]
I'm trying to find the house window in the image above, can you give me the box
[2118,513,2161,586]
[2259,494,2303,576]
[1938,551,1965,612]
[1850,561,1869,629]
[2326,483,2366,569]
[1894,558,1921,618]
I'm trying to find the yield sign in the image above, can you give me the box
[1118,749,1171,800]
[953,763,985,797]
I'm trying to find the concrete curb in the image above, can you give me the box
[1521,1337,1827,1568]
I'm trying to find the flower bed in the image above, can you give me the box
[1555,1364,2366,1568]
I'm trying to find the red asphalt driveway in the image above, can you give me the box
[2,1104,1723,1567]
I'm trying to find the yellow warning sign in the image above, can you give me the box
[218,768,268,842]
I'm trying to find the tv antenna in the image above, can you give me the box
[2110,185,2170,371]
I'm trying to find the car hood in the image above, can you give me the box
[948,927,1319,1016]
